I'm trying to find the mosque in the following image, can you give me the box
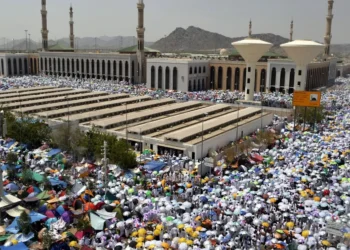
[0,0,349,98]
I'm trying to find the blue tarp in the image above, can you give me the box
[48,178,67,188]
[47,149,61,157]
[6,212,46,234]
[143,161,166,172]
[1,164,22,171]
[0,242,28,250]
[3,140,15,149]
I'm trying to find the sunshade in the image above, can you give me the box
[6,206,29,217]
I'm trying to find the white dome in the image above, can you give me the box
[220,48,229,56]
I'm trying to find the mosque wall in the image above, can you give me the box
[0,53,39,77]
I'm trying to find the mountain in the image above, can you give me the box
[150,26,289,53]
[0,36,154,51]
[151,26,350,57]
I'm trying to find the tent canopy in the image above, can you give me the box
[89,212,105,230]
[0,194,21,209]
[6,206,29,217]
[47,149,61,157]
[143,161,166,172]
[0,242,28,250]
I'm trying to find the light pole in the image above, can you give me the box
[200,113,208,178]
[25,30,28,52]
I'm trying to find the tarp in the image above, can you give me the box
[6,206,29,217]
[36,191,51,200]
[71,183,84,194]
[96,209,116,220]
[47,149,61,157]
[89,212,105,230]
[3,140,16,149]
[0,194,21,209]
[0,242,28,250]
[1,164,22,171]
[49,178,67,188]
[16,232,34,242]
[28,211,47,222]
[6,218,19,234]
[143,161,166,172]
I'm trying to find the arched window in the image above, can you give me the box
[53,58,56,73]
[113,61,117,77]
[67,59,70,75]
[227,67,232,90]
[125,61,129,77]
[151,66,155,88]
[218,67,223,89]
[203,66,206,73]
[280,68,286,92]
[193,80,197,91]
[18,58,22,74]
[62,59,65,75]
[1,59,4,75]
[97,60,100,76]
[270,67,276,92]
[260,69,266,92]
[119,61,123,79]
[197,80,201,91]
[234,68,240,90]
[254,69,257,92]
[45,58,48,73]
[173,67,178,91]
[194,67,197,74]
[91,60,94,75]
[76,59,80,73]
[202,79,205,91]
[107,60,111,77]
[71,59,74,73]
[7,59,12,75]
[199,67,202,74]
[158,66,163,89]
[13,59,18,75]
[81,59,85,74]
[210,67,215,89]
[131,61,135,80]
[165,67,170,89]
[188,80,192,92]
[49,58,52,73]
[85,60,89,75]
[40,58,43,71]
[102,60,106,79]
[24,58,28,75]
[243,68,247,91]
[289,69,295,93]
[189,67,192,74]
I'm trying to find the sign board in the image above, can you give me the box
[292,91,321,107]
[326,222,344,237]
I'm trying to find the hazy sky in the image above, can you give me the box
[1,0,349,44]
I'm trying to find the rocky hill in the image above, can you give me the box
[150,26,290,53]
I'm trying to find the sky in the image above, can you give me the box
[0,0,349,44]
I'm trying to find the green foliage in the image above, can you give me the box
[295,106,325,125]
[50,122,84,155]
[76,217,91,231]
[17,211,31,235]
[4,111,51,149]
[79,127,137,169]
[42,229,54,250]
[21,167,33,185]
[6,152,18,166]
[255,130,275,146]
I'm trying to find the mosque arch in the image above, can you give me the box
[254,69,257,92]
[158,66,163,89]
[173,67,178,91]
[57,58,60,74]
[91,60,95,78]
[188,80,192,92]
[113,61,117,80]
[270,67,276,92]
[7,59,12,75]
[107,60,111,80]
[193,79,197,91]
[194,67,197,74]
[53,58,56,74]
[234,68,240,90]
[40,58,43,72]
[280,68,286,92]
[289,69,295,93]
[165,66,170,89]
[119,61,123,80]
[45,58,48,74]
[189,67,193,74]
[260,69,266,92]
[227,67,232,90]
[125,61,129,81]
[243,68,247,91]
[67,59,70,76]
[151,66,155,88]
[218,67,223,89]
[24,58,28,75]
[102,60,106,79]
[85,59,89,77]
[199,67,202,74]
[210,66,215,89]
[202,79,205,91]
[203,66,206,73]
[131,61,135,82]
[96,60,100,79]
[18,58,22,74]
[81,59,85,77]
[62,59,65,76]
[1,59,4,75]
[13,58,18,75]
[29,58,33,74]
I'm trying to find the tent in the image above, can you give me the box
[89,212,106,230]
[49,178,67,188]
[1,164,22,171]
[143,161,166,172]
[36,191,51,200]
[96,209,117,220]
[0,195,21,209]
[0,242,28,250]
[47,149,61,157]
[6,206,29,217]
[6,211,46,233]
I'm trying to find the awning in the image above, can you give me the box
[0,194,21,209]
[6,205,29,217]
[157,143,185,151]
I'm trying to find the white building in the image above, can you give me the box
[146,58,209,92]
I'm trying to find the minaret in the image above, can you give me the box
[69,4,75,49]
[41,0,49,51]
[290,20,294,41]
[324,0,334,57]
[136,0,146,84]
[248,20,252,38]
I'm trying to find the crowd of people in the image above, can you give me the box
[0,76,349,249]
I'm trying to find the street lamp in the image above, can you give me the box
[24,30,28,52]
[200,113,208,178]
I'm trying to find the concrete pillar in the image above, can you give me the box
[244,63,256,101]
[239,67,244,92]
[222,67,227,90]
[275,69,281,91]
[162,67,166,90]
[294,66,307,91]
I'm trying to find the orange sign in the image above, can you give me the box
[293,91,321,107]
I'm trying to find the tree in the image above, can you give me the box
[77,217,91,231]
[6,152,18,181]
[42,229,54,250]
[4,111,51,149]
[51,122,84,155]
[17,211,31,235]
[295,106,325,126]
[21,168,33,186]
